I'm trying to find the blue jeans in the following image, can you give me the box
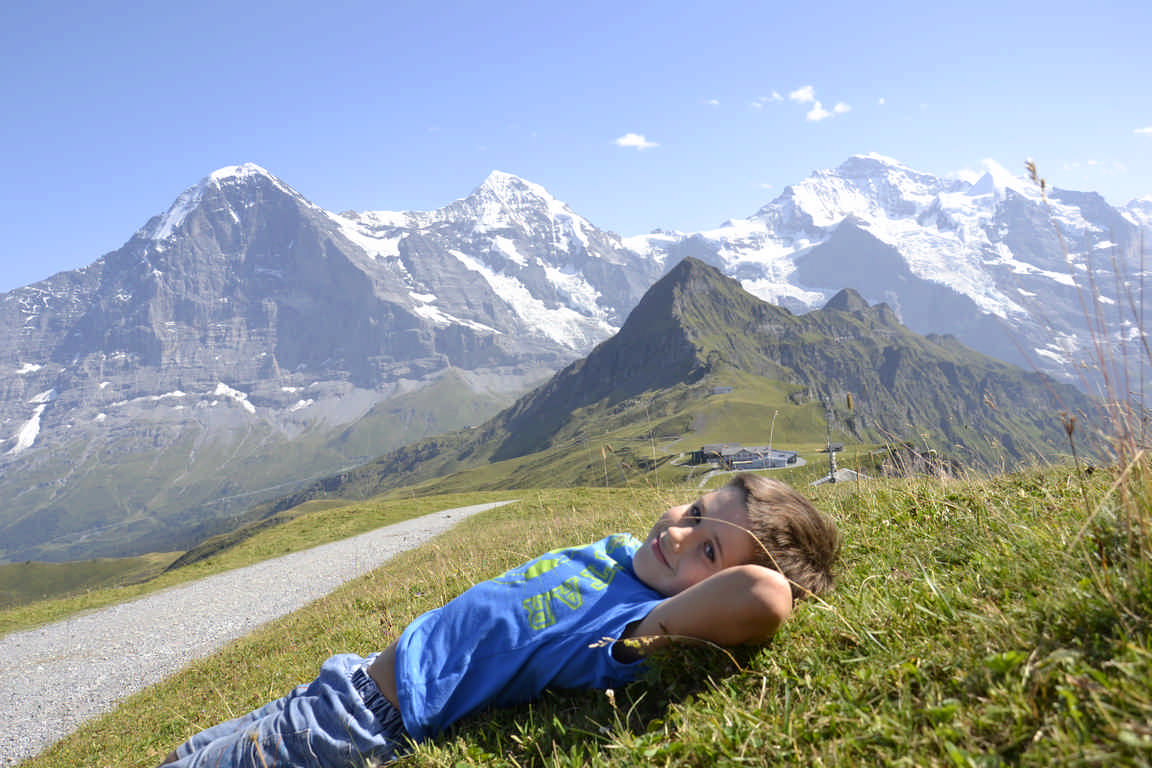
[167,653,409,767]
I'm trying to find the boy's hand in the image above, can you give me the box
[621,565,792,654]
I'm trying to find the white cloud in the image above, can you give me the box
[705,98,720,106]
[806,101,832,121]
[749,92,783,109]
[878,97,886,105]
[788,87,849,121]
[614,133,658,150]
[1136,126,1152,135]
[789,85,816,103]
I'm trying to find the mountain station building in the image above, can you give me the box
[693,444,799,470]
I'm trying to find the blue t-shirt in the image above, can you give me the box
[394,533,663,740]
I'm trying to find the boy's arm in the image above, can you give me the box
[619,565,792,657]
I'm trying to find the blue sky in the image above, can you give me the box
[1,0,1149,293]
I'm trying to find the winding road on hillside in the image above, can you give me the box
[0,500,514,767]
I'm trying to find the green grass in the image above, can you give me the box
[20,461,1152,767]
[0,552,183,609]
[0,490,513,637]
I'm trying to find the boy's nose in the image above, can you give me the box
[665,523,691,552]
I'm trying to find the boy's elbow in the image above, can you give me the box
[740,565,793,642]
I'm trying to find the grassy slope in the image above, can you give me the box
[365,367,896,499]
[0,490,513,636]
[0,552,182,610]
[21,463,1152,767]
[297,364,872,504]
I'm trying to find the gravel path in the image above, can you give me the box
[0,500,514,767]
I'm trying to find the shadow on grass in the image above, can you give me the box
[427,642,762,766]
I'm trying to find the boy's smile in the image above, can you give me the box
[632,486,756,597]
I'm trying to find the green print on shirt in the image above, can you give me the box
[492,552,564,587]
[521,549,624,631]
[523,556,563,580]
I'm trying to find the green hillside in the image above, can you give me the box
[249,258,1099,513]
[0,490,513,633]
[0,552,181,610]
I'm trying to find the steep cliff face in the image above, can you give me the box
[0,165,659,563]
[36,166,551,389]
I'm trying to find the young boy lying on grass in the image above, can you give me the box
[160,474,840,767]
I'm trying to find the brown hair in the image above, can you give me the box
[723,473,841,602]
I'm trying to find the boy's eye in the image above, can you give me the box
[703,541,716,562]
[688,504,702,524]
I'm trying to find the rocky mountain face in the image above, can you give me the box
[0,165,660,562]
[628,154,1151,396]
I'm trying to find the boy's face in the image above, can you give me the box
[632,485,756,597]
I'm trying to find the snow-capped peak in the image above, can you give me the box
[981,159,1034,196]
[964,171,1000,198]
[956,159,1038,202]
[1124,194,1152,227]
[455,171,595,243]
[205,163,300,200]
[145,163,301,241]
[208,162,274,182]
[475,170,558,207]
[664,153,1077,322]
[755,153,951,230]
[835,152,912,175]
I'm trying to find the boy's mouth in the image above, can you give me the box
[651,536,670,568]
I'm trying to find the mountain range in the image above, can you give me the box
[629,155,1150,386]
[241,257,1098,517]
[1,155,1142,562]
